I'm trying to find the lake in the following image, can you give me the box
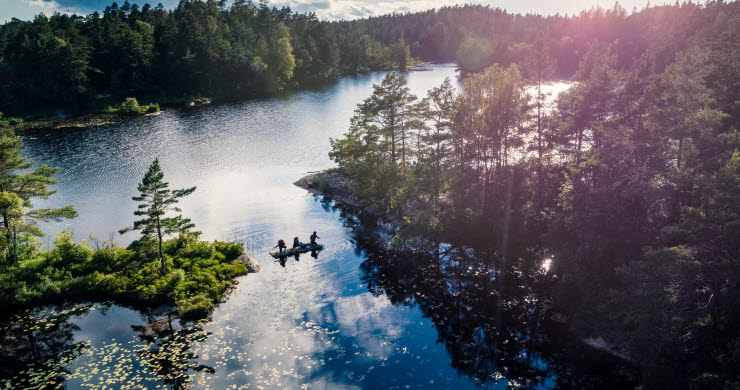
[1,65,633,389]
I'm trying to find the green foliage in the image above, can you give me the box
[0,1,405,114]
[264,23,296,89]
[456,35,493,72]
[1,1,734,116]
[212,241,245,261]
[389,39,411,71]
[120,159,197,274]
[177,294,213,320]
[192,97,211,105]
[0,116,76,264]
[106,97,159,116]
[330,72,420,214]
[0,232,247,319]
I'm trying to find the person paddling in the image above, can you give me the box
[310,231,320,245]
[275,239,287,253]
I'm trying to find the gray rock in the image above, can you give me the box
[238,252,261,273]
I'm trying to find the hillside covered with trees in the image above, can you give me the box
[1,0,737,117]
[339,1,737,76]
[328,3,740,387]
[0,0,411,116]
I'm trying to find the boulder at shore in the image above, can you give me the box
[294,171,411,227]
[237,252,261,273]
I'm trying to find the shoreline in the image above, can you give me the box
[293,170,409,227]
[294,170,635,365]
[17,100,210,132]
[13,63,459,132]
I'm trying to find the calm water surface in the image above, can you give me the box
[1,67,631,389]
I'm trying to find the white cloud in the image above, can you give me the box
[272,0,675,20]
[0,0,81,22]
[24,0,61,9]
[276,0,482,20]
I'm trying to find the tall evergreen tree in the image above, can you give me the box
[120,159,196,274]
[523,31,556,204]
[330,72,419,213]
[0,114,77,264]
[418,77,456,217]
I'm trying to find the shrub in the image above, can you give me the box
[212,241,244,261]
[171,240,214,260]
[0,232,248,320]
[90,244,135,273]
[177,294,213,320]
[106,98,160,116]
[120,97,143,114]
[145,103,160,113]
[44,231,94,275]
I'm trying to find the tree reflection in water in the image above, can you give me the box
[329,198,638,389]
[0,305,91,389]
[0,305,215,390]
[132,314,215,389]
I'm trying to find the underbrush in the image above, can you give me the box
[0,232,247,319]
[105,97,160,116]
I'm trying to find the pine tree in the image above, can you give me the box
[418,77,456,217]
[523,31,556,204]
[120,159,196,274]
[357,72,418,168]
[0,114,77,263]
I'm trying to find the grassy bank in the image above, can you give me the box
[16,95,212,132]
[0,232,248,319]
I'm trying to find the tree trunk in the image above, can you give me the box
[537,80,545,207]
[434,150,440,218]
[400,122,406,167]
[390,105,396,166]
[2,211,12,264]
[156,215,165,274]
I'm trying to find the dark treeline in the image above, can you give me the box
[0,0,410,115]
[2,1,736,117]
[340,1,736,76]
[329,2,739,387]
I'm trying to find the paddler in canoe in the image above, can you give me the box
[274,239,287,253]
[271,233,323,258]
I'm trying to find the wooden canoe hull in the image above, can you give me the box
[270,244,324,258]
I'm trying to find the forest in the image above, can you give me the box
[0,0,412,116]
[2,0,737,117]
[328,2,739,388]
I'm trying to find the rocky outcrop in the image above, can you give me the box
[294,171,409,227]
[237,252,261,273]
[294,171,361,207]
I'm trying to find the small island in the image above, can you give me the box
[0,115,252,319]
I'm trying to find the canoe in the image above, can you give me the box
[270,243,324,258]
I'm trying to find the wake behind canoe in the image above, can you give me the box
[270,244,324,258]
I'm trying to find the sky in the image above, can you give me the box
[1,0,679,23]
